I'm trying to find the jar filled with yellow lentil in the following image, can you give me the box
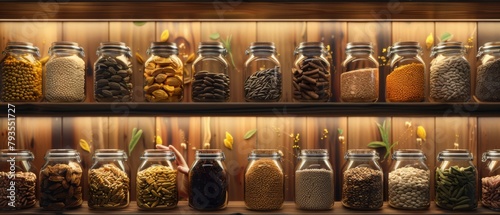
[341,42,379,102]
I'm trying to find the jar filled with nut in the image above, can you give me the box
[0,42,43,102]
[244,42,282,102]
[39,149,83,210]
[475,42,500,102]
[0,149,37,210]
[144,42,183,102]
[136,149,178,210]
[95,42,133,102]
[88,149,130,209]
[192,42,230,102]
[341,42,379,102]
[481,149,500,211]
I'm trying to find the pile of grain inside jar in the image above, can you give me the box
[475,58,500,101]
[137,165,177,209]
[89,164,130,208]
[481,175,500,210]
[435,166,477,210]
[386,63,425,102]
[0,171,37,209]
[0,55,42,101]
[340,68,379,102]
[245,159,284,210]
[295,168,334,210]
[430,56,470,102]
[45,55,85,102]
[388,166,430,209]
[342,166,383,209]
[40,162,83,210]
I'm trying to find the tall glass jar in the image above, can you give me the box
[295,149,334,210]
[386,41,426,102]
[342,149,383,210]
[94,42,133,102]
[435,149,477,210]
[144,42,183,102]
[136,149,178,210]
[245,149,284,210]
[388,149,430,210]
[475,42,500,102]
[189,149,228,210]
[0,42,42,102]
[481,149,500,211]
[45,41,85,102]
[191,42,229,102]
[341,42,379,102]
[88,149,130,209]
[244,42,281,102]
[292,42,331,102]
[0,149,37,210]
[39,149,83,210]
[430,42,471,102]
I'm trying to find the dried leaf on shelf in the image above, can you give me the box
[440,32,453,42]
[79,139,91,153]
[417,125,426,142]
[133,21,147,26]
[135,52,145,65]
[160,30,170,42]
[209,32,220,40]
[426,33,434,50]
[243,129,257,140]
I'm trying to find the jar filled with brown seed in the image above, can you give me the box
[192,42,229,102]
[481,149,500,211]
[0,42,43,102]
[475,42,500,102]
[136,149,178,210]
[244,42,282,102]
[95,42,133,102]
[88,149,130,209]
[39,149,83,210]
[341,42,379,102]
[0,149,37,210]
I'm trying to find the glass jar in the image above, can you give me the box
[45,41,85,102]
[341,42,379,102]
[295,149,334,210]
[88,149,130,209]
[430,41,471,102]
[245,149,284,210]
[435,149,477,210]
[386,41,426,102]
[475,42,500,102]
[341,149,383,210]
[39,149,83,210]
[0,42,42,102]
[292,42,331,102]
[0,149,37,210]
[136,149,178,210]
[94,42,133,102]
[481,149,500,211]
[189,149,228,210]
[388,149,430,210]
[191,42,229,102]
[144,42,183,102]
[244,42,282,102]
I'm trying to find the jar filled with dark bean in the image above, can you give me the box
[435,149,477,211]
[192,42,229,102]
[475,42,500,102]
[244,42,281,102]
[342,149,383,210]
[341,42,379,102]
[481,149,500,211]
[0,150,37,210]
[95,42,133,102]
[292,42,331,102]
[189,149,228,210]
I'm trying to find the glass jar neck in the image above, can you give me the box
[0,149,34,161]
[482,149,500,162]
[93,149,128,161]
[4,42,40,57]
[140,149,175,161]
[345,149,379,160]
[195,149,225,160]
[248,149,282,160]
[148,42,178,56]
[45,149,81,162]
[437,149,473,161]
[198,41,226,56]
[49,41,84,57]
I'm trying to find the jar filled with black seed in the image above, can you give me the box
[481,149,500,211]
[244,42,281,102]
[192,42,229,102]
[0,149,37,210]
[341,42,379,102]
[475,42,500,102]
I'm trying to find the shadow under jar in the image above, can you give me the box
[475,42,500,102]
[0,149,37,210]
[244,42,282,102]
[341,42,379,102]
[481,149,500,211]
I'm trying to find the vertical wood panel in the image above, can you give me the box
[477,22,500,47]
[0,22,62,59]
[435,117,478,165]
[477,117,500,193]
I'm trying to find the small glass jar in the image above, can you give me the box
[388,149,430,210]
[189,149,228,210]
[435,149,477,210]
[94,42,133,102]
[39,149,83,210]
[88,149,130,209]
[244,42,282,102]
[245,149,284,211]
[45,41,85,102]
[481,149,500,211]
[292,42,331,102]
[192,42,229,102]
[341,42,379,102]
[295,149,334,210]
[475,42,500,102]
[430,42,471,102]
[144,42,183,102]
[0,149,37,210]
[386,41,426,102]
[341,149,383,210]
[136,149,178,210]
[0,42,42,102]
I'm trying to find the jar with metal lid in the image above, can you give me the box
[244,42,281,102]
[39,149,83,210]
[386,41,426,102]
[292,42,331,102]
[144,42,183,102]
[341,42,379,102]
[430,41,471,102]
[388,149,430,210]
[295,149,334,210]
[475,42,500,102]
[481,149,500,211]
[95,42,133,102]
[435,149,477,210]
[0,149,37,210]
[191,42,229,102]
[44,41,85,102]
[189,149,228,210]
[136,149,178,210]
[88,149,130,209]
[341,149,383,210]
[0,42,42,102]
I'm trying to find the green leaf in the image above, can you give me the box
[129,129,143,156]
[388,141,398,150]
[243,129,257,140]
[133,21,147,26]
[440,32,453,42]
[337,128,343,135]
[376,122,388,144]
[132,127,138,137]
[368,141,387,148]
[209,33,220,40]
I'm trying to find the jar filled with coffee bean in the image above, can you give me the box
[244,42,282,102]
[481,149,500,211]
[0,149,37,210]
[341,42,379,102]
[475,42,500,102]
[192,42,230,102]
[292,42,331,102]
[95,42,133,102]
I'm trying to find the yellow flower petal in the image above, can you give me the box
[225,131,233,143]
[417,126,427,142]
[79,139,91,153]
[156,136,163,145]
[224,139,233,150]
[160,30,170,42]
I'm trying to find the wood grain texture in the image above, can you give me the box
[0,22,62,59]
[477,117,500,185]
[434,117,478,166]
[477,22,500,47]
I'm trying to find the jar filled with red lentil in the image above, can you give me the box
[341,42,379,102]
[475,42,500,102]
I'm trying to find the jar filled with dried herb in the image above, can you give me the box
[341,42,379,102]
[0,149,37,210]
[475,42,500,102]
[192,42,229,102]
[481,149,500,211]
[244,42,282,102]
[95,42,133,102]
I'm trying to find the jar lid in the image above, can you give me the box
[246,42,276,55]
[4,41,40,57]
[437,149,473,161]
[93,149,128,161]
[477,41,500,58]
[387,41,422,57]
[345,42,373,54]
[299,149,329,158]
[0,149,34,160]
[294,42,325,55]
[147,42,178,55]
[195,149,225,160]
[392,149,426,160]
[248,149,282,159]
[97,41,131,57]
[482,149,500,162]
[198,41,227,55]
[140,149,175,161]
[44,149,81,162]
[430,41,465,57]
[50,41,85,57]
[344,149,379,160]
